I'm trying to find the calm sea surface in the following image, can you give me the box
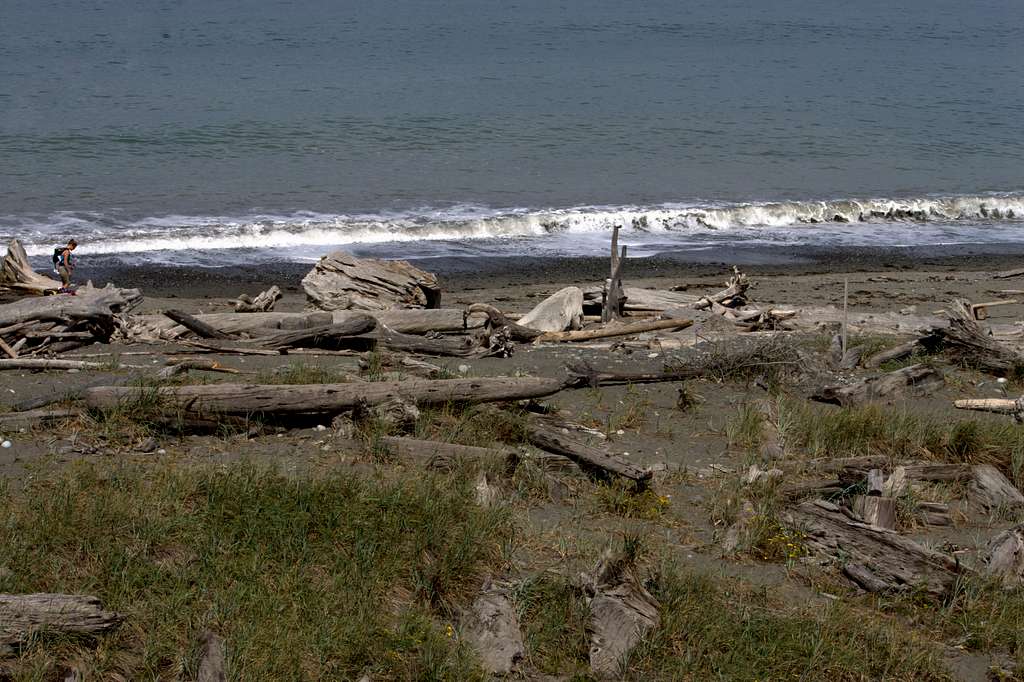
[1,0,1022,263]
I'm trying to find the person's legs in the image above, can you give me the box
[57,266,70,286]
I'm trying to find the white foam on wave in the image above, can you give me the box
[4,193,1024,261]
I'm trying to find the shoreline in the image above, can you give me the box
[69,242,1024,299]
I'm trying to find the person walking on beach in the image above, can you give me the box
[52,239,77,289]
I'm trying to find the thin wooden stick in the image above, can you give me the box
[842,277,849,356]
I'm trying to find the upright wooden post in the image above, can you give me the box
[603,227,626,322]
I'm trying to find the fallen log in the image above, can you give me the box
[863,339,922,369]
[379,437,519,470]
[84,376,572,416]
[0,593,122,655]
[164,310,234,340]
[374,327,487,357]
[157,360,242,380]
[0,359,139,371]
[254,315,377,349]
[921,299,1024,376]
[785,500,963,598]
[537,318,693,343]
[523,415,651,486]
[137,309,482,339]
[583,287,699,314]
[0,407,81,426]
[811,364,943,407]
[954,397,1024,419]
[302,250,441,311]
[235,285,282,313]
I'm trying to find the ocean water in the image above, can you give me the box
[1,0,1022,265]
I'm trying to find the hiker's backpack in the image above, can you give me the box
[52,247,64,267]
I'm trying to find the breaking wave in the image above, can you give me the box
[3,193,1024,264]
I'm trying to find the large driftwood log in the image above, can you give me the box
[137,309,482,339]
[235,285,281,313]
[523,415,651,485]
[583,287,700,314]
[519,287,584,332]
[460,582,525,675]
[302,251,440,311]
[785,500,963,598]
[84,376,571,416]
[967,464,1024,512]
[254,315,377,350]
[584,547,660,679]
[811,364,943,407]
[0,239,61,296]
[985,524,1024,588]
[922,299,1024,376]
[0,593,122,654]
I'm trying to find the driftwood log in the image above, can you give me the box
[785,500,963,598]
[302,251,441,311]
[601,227,626,323]
[692,267,750,310]
[464,303,544,342]
[0,285,142,355]
[522,414,651,485]
[538,318,693,343]
[0,593,122,655]
[235,285,282,313]
[378,437,518,470]
[811,364,943,407]
[84,376,571,417]
[164,310,234,340]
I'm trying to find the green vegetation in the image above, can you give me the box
[727,399,1024,485]
[0,462,510,680]
[256,361,348,385]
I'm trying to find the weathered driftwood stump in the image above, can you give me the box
[235,285,282,313]
[302,251,440,311]
[460,582,525,674]
[922,298,1024,376]
[784,499,963,598]
[0,239,61,297]
[518,286,584,332]
[985,524,1024,588]
[0,593,122,655]
[583,547,660,679]
[811,364,943,407]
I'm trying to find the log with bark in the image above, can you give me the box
[811,364,943,407]
[0,593,122,655]
[921,299,1024,377]
[302,250,441,311]
[84,376,572,417]
[583,547,660,679]
[234,285,282,313]
[0,239,61,297]
[784,499,964,598]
